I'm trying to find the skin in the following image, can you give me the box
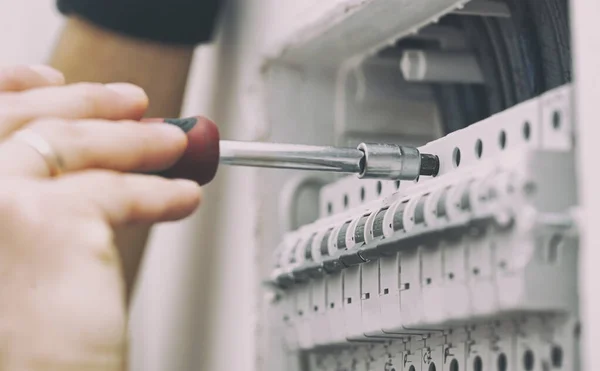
[0,65,200,370]
[49,16,197,299]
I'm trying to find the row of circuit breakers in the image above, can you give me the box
[266,83,580,371]
[260,0,577,369]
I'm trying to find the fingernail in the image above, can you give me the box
[152,123,188,142]
[174,179,202,191]
[30,65,65,84]
[105,83,148,103]
[163,117,199,133]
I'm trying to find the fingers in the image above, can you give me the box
[0,82,148,138]
[0,118,188,177]
[57,171,202,226]
[0,65,65,92]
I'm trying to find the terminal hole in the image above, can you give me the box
[473,356,482,371]
[551,346,563,368]
[453,147,461,168]
[359,155,366,174]
[523,121,531,141]
[497,353,508,371]
[523,350,535,371]
[475,139,483,158]
[327,202,332,215]
[395,180,401,189]
[377,181,382,195]
[343,194,349,208]
[499,130,507,149]
[360,186,365,201]
[553,110,562,130]
[450,359,459,371]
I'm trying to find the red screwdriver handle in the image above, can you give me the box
[143,116,220,186]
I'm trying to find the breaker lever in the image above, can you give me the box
[149,116,439,184]
[220,140,439,181]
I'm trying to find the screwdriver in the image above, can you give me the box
[220,140,439,180]
[147,116,439,185]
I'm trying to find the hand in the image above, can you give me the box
[0,66,201,370]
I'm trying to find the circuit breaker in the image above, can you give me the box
[249,0,582,370]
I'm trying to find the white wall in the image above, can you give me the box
[0,2,62,65]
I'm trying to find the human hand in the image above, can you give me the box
[0,65,201,370]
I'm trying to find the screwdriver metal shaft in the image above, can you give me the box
[220,140,363,173]
[219,140,439,181]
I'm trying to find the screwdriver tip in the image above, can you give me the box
[419,153,439,177]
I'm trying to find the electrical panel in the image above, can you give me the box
[254,0,581,370]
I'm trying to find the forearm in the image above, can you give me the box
[49,16,194,117]
[49,16,196,298]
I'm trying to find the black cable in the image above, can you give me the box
[482,18,517,108]
[424,0,572,133]
[496,17,533,102]
[505,0,545,95]
[433,85,467,134]
[461,84,489,126]
[525,0,564,89]
[547,0,572,82]
[461,17,505,115]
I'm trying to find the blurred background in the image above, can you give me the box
[0,3,248,371]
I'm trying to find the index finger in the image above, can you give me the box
[0,65,65,92]
[0,82,148,138]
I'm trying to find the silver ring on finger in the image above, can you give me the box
[12,129,65,177]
